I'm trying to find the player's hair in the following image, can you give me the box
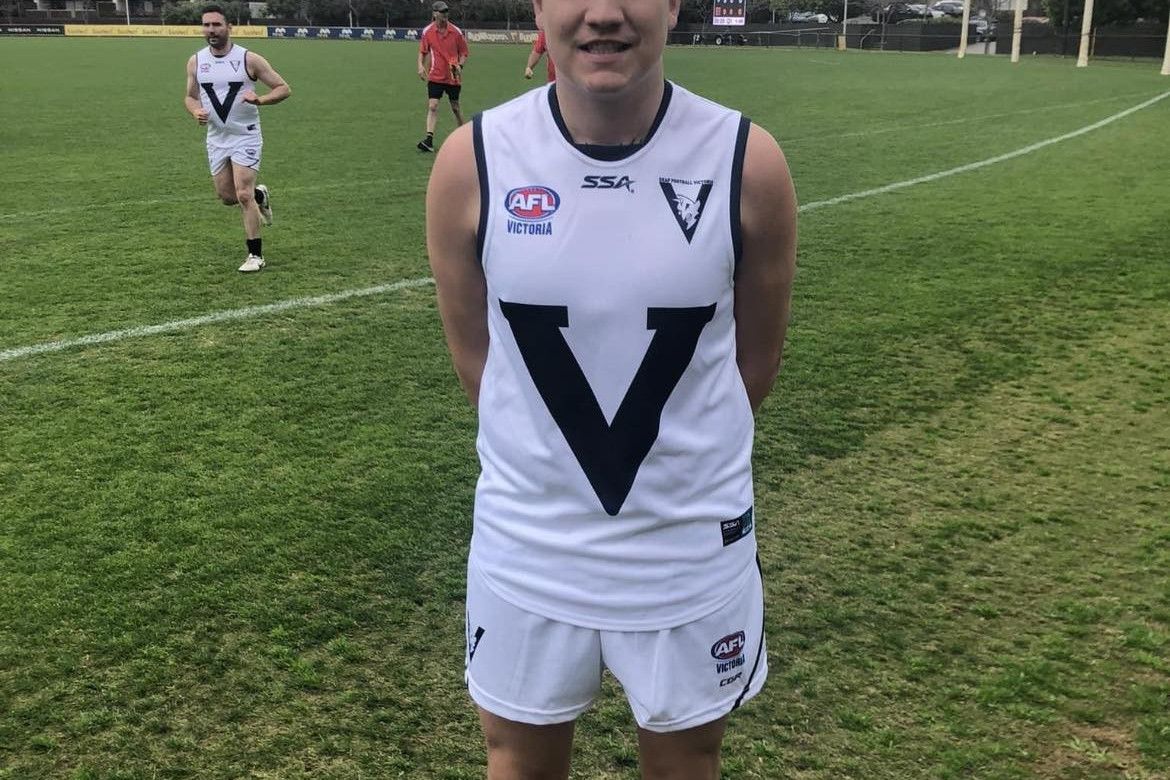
[201,3,228,19]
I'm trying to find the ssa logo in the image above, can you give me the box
[582,175,635,192]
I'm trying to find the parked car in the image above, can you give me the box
[930,0,965,16]
[692,31,751,45]
[908,3,945,17]
[789,10,830,22]
[970,16,996,40]
[875,2,928,23]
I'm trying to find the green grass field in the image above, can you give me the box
[1,36,1169,780]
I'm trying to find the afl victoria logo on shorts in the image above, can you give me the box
[711,631,745,660]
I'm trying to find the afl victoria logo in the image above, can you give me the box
[711,631,746,660]
[505,186,560,222]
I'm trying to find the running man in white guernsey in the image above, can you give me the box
[426,0,796,773]
[184,4,290,273]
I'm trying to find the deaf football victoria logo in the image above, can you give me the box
[660,177,714,244]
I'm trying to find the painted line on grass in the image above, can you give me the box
[3,88,1167,365]
[780,91,1156,144]
[800,88,1170,212]
[0,278,435,363]
[0,91,1160,223]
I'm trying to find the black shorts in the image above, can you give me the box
[427,81,462,101]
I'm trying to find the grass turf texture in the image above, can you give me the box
[1,37,1169,780]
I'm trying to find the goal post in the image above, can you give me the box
[1076,0,1096,67]
[1162,14,1170,75]
[957,0,971,58]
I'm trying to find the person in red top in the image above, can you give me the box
[522,29,556,83]
[417,0,469,153]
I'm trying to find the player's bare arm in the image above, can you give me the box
[184,54,209,124]
[243,53,291,106]
[418,50,429,80]
[734,123,798,413]
[426,123,488,406]
[524,49,541,78]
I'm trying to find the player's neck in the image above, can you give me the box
[556,69,664,147]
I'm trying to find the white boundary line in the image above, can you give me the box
[800,88,1170,213]
[0,279,434,363]
[779,91,1155,143]
[3,89,1167,365]
[0,92,1157,224]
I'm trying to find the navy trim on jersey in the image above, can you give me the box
[244,49,258,82]
[472,113,489,264]
[730,115,750,269]
[547,81,674,162]
[732,556,766,711]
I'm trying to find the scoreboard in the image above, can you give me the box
[712,0,747,25]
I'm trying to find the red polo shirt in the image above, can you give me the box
[532,30,556,82]
[420,22,469,85]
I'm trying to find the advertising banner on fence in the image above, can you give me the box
[64,24,268,37]
[711,0,746,25]
[266,26,536,42]
[0,24,65,35]
[466,29,538,43]
[268,25,425,40]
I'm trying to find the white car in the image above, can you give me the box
[789,10,830,22]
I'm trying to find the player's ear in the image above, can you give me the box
[532,0,544,28]
[666,0,680,29]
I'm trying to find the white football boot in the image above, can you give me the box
[238,254,265,273]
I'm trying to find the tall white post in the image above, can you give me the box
[1076,0,1095,67]
[1161,13,1170,75]
[842,0,848,50]
[1010,0,1023,62]
[957,0,971,58]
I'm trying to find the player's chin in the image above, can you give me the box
[573,71,636,95]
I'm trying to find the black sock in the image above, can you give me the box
[426,132,434,141]
[247,238,262,257]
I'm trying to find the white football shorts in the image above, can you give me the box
[464,559,767,733]
[207,137,262,176]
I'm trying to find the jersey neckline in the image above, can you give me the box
[547,81,674,162]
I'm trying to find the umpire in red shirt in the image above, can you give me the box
[417,0,469,152]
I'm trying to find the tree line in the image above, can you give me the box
[158,0,1165,29]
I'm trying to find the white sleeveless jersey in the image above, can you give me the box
[195,44,261,146]
[470,82,758,631]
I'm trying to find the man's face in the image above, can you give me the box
[433,9,449,24]
[202,12,229,47]
[534,0,678,95]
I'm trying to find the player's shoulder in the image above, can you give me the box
[668,81,738,117]
[480,85,547,124]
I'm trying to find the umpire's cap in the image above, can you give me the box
[432,1,449,11]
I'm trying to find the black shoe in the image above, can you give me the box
[417,137,435,152]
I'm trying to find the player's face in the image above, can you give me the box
[433,9,449,24]
[202,12,230,49]
[535,0,678,95]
